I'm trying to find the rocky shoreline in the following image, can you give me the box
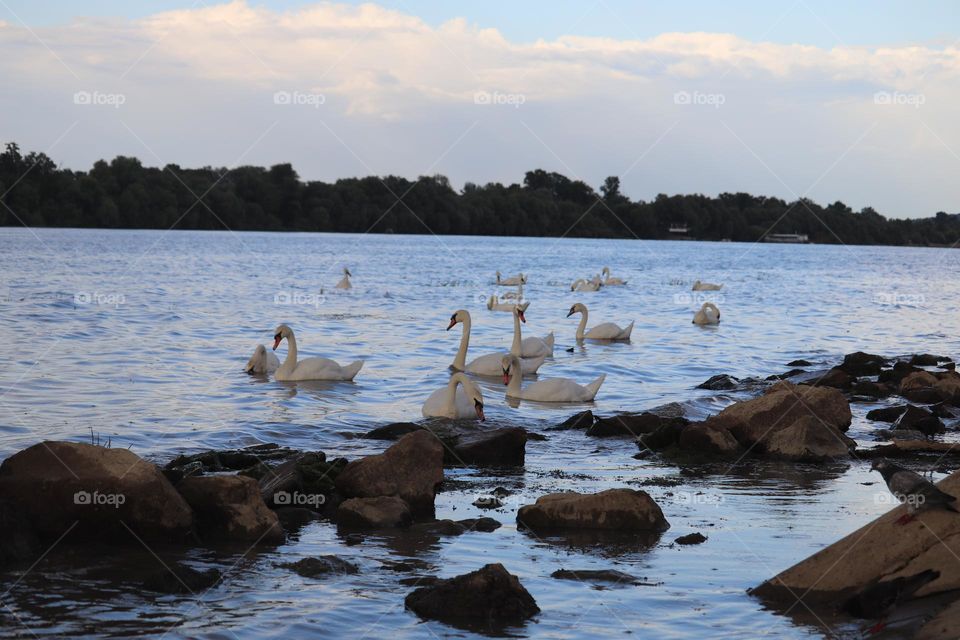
[2,350,959,635]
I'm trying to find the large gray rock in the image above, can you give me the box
[0,441,193,543]
[762,415,855,461]
[450,427,527,466]
[405,563,539,626]
[337,496,412,529]
[677,423,741,456]
[517,489,669,532]
[177,475,283,543]
[335,430,443,519]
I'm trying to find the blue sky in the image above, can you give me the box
[0,1,957,218]
[5,0,959,47]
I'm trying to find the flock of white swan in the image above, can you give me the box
[244,268,724,421]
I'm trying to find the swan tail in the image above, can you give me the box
[343,360,364,380]
[623,321,635,339]
[544,332,555,351]
[584,373,606,401]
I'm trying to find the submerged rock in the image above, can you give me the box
[177,475,283,543]
[166,443,298,474]
[675,532,708,545]
[763,416,856,461]
[806,367,854,390]
[405,563,539,626]
[337,496,412,530]
[787,359,813,367]
[697,374,739,390]
[866,405,908,423]
[878,361,921,385]
[361,422,424,440]
[279,556,359,578]
[410,517,501,536]
[910,354,951,367]
[551,569,651,585]
[851,380,891,398]
[0,441,193,543]
[450,427,527,466]
[588,413,688,438]
[517,489,669,532]
[838,351,887,376]
[677,423,741,457]
[335,430,443,519]
[142,564,222,594]
[549,410,596,431]
[258,452,344,511]
[893,405,945,436]
[0,500,41,567]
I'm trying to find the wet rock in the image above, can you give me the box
[705,382,851,449]
[177,476,283,543]
[866,405,908,423]
[940,362,957,372]
[361,422,424,440]
[399,575,442,587]
[551,569,651,585]
[806,368,854,390]
[767,369,805,381]
[0,441,193,543]
[637,420,687,451]
[0,500,41,568]
[677,423,741,456]
[675,532,708,545]
[752,467,960,611]
[931,402,959,419]
[851,380,891,399]
[549,410,596,431]
[876,428,928,442]
[878,361,921,385]
[279,556,359,578]
[788,359,813,367]
[910,354,951,367]
[473,496,502,509]
[588,413,688,438]
[838,351,887,376]
[258,452,344,510]
[915,596,960,639]
[380,558,431,572]
[697,374,739,390]
[404,563,539,626]
[763,416,856,461]
[934,377,960,404]
[337,496,412,530]
[410,517,501,536]
[274,507,320,530]
[142,564,222,594]
[450,427,526,466]
[162,460,204,485]
[900,370,940,402]
[166,443,299,474]
[517,489,669,532]
[335,430,444,519]
[867,440,960,458]
[893,405,945,436]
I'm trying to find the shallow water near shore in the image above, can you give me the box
[1,228,959,639]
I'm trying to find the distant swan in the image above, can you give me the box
[487,296,529,313]
[501,354,605,402]
[601,267,626,286]
[450,308,545,375]
[567,303,633,341]
[692,280,722,291]
[422,372,485,420]
[496,271,526,286]
[693,302,721,325]
[245,344,280,374]
[335,268,352,290]
[503,282,524,300]
[571,278,602,292]
[272,324,364,381]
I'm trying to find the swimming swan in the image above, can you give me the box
[692,302,721,325]
[487,296,530,313]
[601,267,626,286]
[422,372,485,420]
[272,324,364,381]
[449,309,545,375]
[335,268,352,290]
[571,278,603,292]
[692,280,722,291]
[501,354,605,402]
[514,305,555,358]
[496,271,527,286]
[567,303,633,341]
[245,344,280,374]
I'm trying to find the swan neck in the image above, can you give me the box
[510,311,522,356]
[508,359,523,395]
[577,309,588,340]
[282,332,298,369]
[453,315,470,369]
[446,375,462,412]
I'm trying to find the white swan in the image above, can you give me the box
[335,268,352,290]
[693,302,721,325]
[513,305,554,358]
[422,372,485,420]
[692,280,722,291]
[496,271,526,286]
[567,303,633,341]
[449,309,546,375]
[501,354,605,402]
[245,344,280,374]
[571,278,602,292]
[487,296,529,313]
[503,282,524,300]
[272,324,364,381]
[601,267,626,286]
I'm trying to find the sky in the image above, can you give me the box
[0,0,957,218]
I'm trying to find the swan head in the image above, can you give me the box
[512,305,526,323]
[272,323,293,350]
[520,273,527,284]
[245,344,268,373]
[343,268,352,277]
[454,373,485,420]
[566,302,586,318]
[570,279,582,291]
[698,302,720,322]
[447,309,469,330]
[602,267,610,276]
[486,296,497,310]
[500,353,522,386]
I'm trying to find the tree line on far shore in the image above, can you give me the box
[1,142,957,246]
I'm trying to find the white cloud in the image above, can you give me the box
[0,0,957,217]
